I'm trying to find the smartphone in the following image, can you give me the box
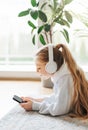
[13,95,24,103]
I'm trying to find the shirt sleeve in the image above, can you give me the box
[32,75,74,116]
[32,93,55,110]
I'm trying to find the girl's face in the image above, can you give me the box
[35,60,52,79]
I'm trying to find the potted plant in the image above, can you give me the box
[18,0,88,87]
[18,0,73,45]
[18,0,74,87]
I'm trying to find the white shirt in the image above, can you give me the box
[32,63,74,116]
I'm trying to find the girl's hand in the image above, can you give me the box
[20,96,44,111]
[21,96,44,102]
[20,97,33,111]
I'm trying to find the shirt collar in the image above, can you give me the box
[51,62,71,83]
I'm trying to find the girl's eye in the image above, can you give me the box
[37,68,41,71]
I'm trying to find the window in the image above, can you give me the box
[53,0,88,68]
[0,0,88,74]
[0,0,37,70]
[68,0,88,67]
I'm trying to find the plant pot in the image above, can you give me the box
[41,77,54,88]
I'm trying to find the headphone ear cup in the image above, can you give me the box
[45,61,57,74]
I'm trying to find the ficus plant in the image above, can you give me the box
[18,0,73,45]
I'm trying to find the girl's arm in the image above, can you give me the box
[20,97,44,111]
[32,75,74,116]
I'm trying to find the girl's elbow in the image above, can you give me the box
[49,109,67,116]
[49,110,60,116]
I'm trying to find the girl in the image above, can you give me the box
[20,43,88,118]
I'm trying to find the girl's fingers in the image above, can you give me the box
[20,100,33,111]
[21,97,29,101]
[21,96,34,101]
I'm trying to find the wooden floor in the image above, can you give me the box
[0,80,52,119]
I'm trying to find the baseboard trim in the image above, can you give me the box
[0,77,41,81]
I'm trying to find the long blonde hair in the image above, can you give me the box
[36,43,88,118]
[56,44,88,119]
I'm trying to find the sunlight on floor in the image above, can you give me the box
[0,80,52,119]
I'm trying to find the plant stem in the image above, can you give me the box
[50,29,52,43]
[45,31,49,43]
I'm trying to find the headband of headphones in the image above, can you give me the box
[35,44,54,55]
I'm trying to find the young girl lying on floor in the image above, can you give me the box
[20,43,88,118]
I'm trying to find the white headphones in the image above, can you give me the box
[36,44,57,74]
[45,44,57,74]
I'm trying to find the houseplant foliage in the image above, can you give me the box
[18,0,74,45]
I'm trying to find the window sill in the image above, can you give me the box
[0,64,87,80]
[0,65,40,80]
[0,64,36,72]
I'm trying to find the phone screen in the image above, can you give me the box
[13,95,23,103]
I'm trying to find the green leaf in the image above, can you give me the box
[48,5,54,11]
[40,2,47,10]
[57,19,70,28]
[44,24,51,32]
[64,0,73,5]
[38,10,47,22]
[31,0,37,7]
[54,11,63,22]
[30,10,38,20]
[39,34,46,45]
[37,2,39,7]
[64,11,73,23]
[32,35,36,45]
[38,26,44,34]
[28,21,36,29]
[60,29,69,43]
[18,9,29,17]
